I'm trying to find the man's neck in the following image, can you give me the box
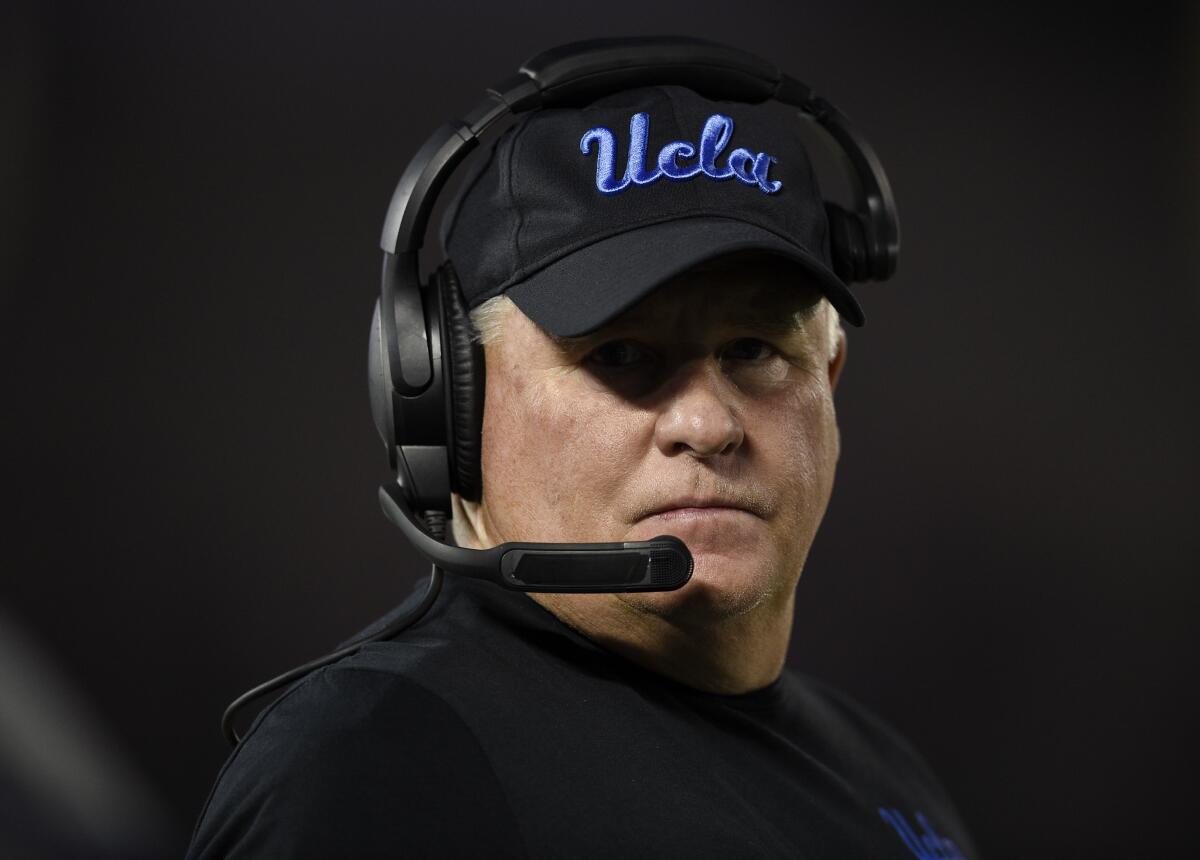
[453,496,797,694]
[523,589,796,695]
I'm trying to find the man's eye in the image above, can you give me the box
[722,338,775,362]
[586,340,652,369]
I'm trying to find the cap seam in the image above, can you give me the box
[480,210,836,301]
[507,116,530,272]
[662,83,688,142]
[439,125,507,253]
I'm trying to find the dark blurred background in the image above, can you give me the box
[3,2,1196,857]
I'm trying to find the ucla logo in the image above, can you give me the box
[878,808,967,860]
[580,112,782,195]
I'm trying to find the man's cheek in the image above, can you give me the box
[539,383,622,451]
[551,422,630,505]
[781,390,836,464]
[773,424,830,516]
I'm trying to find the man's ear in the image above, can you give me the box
[828,328,847,392]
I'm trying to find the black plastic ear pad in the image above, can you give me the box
[824,202,870,284]
[437,261,485,503]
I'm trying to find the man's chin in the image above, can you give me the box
[618,555,777,625]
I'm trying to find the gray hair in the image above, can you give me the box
[468,292,844,361]
[467,294,517,347]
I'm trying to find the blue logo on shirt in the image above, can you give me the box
[580,113,782,195]
[879,807,966,860]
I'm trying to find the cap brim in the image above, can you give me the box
[504,216,864,338]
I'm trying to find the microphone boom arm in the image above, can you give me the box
[378,483,693,592]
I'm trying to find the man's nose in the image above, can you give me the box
[652,358,745,459]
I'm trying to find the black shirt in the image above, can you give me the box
[187,574,978,859]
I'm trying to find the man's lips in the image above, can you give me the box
[644,506,755,521]
[633,489,772,522]
[637,492,768,523]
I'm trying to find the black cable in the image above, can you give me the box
[220,510,449,746]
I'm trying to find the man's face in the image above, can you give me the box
[466,253,847,626]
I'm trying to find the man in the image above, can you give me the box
[187,83,978,858]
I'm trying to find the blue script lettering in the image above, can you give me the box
[580,112,782,195]
[878,808,966,860]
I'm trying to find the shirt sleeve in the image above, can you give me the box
[185,665,528,859]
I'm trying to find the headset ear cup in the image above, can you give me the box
[438,261,485,503]
[824,202,870,284]
[367,297,397,469]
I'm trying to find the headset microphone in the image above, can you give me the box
[378,484,692,592]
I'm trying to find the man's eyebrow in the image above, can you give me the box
[724,305,818,336]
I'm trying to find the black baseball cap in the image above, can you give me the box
[438,84,864,338]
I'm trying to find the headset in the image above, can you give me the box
[221,35,899,745]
